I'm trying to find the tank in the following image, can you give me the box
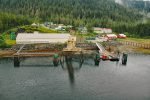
[10,32,16,40]
[53,54,59,66]
[94,54,100,66]
[122,53,128,65]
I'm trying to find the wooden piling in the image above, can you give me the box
[14,56,20,67]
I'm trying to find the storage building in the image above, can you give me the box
[16,32,71,44]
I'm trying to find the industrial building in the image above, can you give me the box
[16,32,71,44]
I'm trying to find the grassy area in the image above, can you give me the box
[5,40,16,46]
[76,32,98,38]
[0,34,16,47]
[3,25,59,34]
[20,25,58,33]
[117,38,150,54]
[118,37,150,44]
[118,45,150,54]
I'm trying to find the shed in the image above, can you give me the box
[10,32,16,40]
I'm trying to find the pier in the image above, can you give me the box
[13,36,127,67]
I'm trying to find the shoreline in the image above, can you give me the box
[118,45,150,55]
[0,50,16,58]
[0,49,62,58]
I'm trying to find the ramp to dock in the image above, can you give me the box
[95,42,117,58]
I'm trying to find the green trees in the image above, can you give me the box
[0,12,32,32]
[0,0,141,24]
[0,35,6,48]
[0,0,149,37]
[112,21,150,38]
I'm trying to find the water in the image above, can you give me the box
[0,54,150,100]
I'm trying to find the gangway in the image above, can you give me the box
[95,42,119,61]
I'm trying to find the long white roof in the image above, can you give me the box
[17,33,71,39]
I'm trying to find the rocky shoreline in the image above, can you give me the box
[0,50,16,58]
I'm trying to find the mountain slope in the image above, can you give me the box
[0,0,142,24]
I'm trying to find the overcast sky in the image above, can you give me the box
[119,0,150,1]
[131,0,150,1]
[116,0,150,2]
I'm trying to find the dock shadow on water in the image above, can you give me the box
[60,53,84,87]
[65,55,75,85]
[13,55,85,86]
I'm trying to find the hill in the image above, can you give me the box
[0,0,142,32]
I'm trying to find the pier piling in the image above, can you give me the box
[14,56,20,67]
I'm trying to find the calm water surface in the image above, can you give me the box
[0,54,150,100]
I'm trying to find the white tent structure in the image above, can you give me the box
[16,32,71,44]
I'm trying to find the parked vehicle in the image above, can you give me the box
[117,34,127,38]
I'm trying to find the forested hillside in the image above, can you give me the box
[0,12,32,32]
[0,0,142,31]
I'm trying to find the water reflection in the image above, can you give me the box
[65,55,75,84]
[0,54,150,100]
[60,53,84,85]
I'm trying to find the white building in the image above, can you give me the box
[55,24,67,31]
[78,27,87,34]
[93,27,112,34]
[16,32,71,44]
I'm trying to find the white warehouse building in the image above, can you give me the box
[16,32,71,44]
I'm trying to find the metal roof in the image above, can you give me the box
[16,33,71,40]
